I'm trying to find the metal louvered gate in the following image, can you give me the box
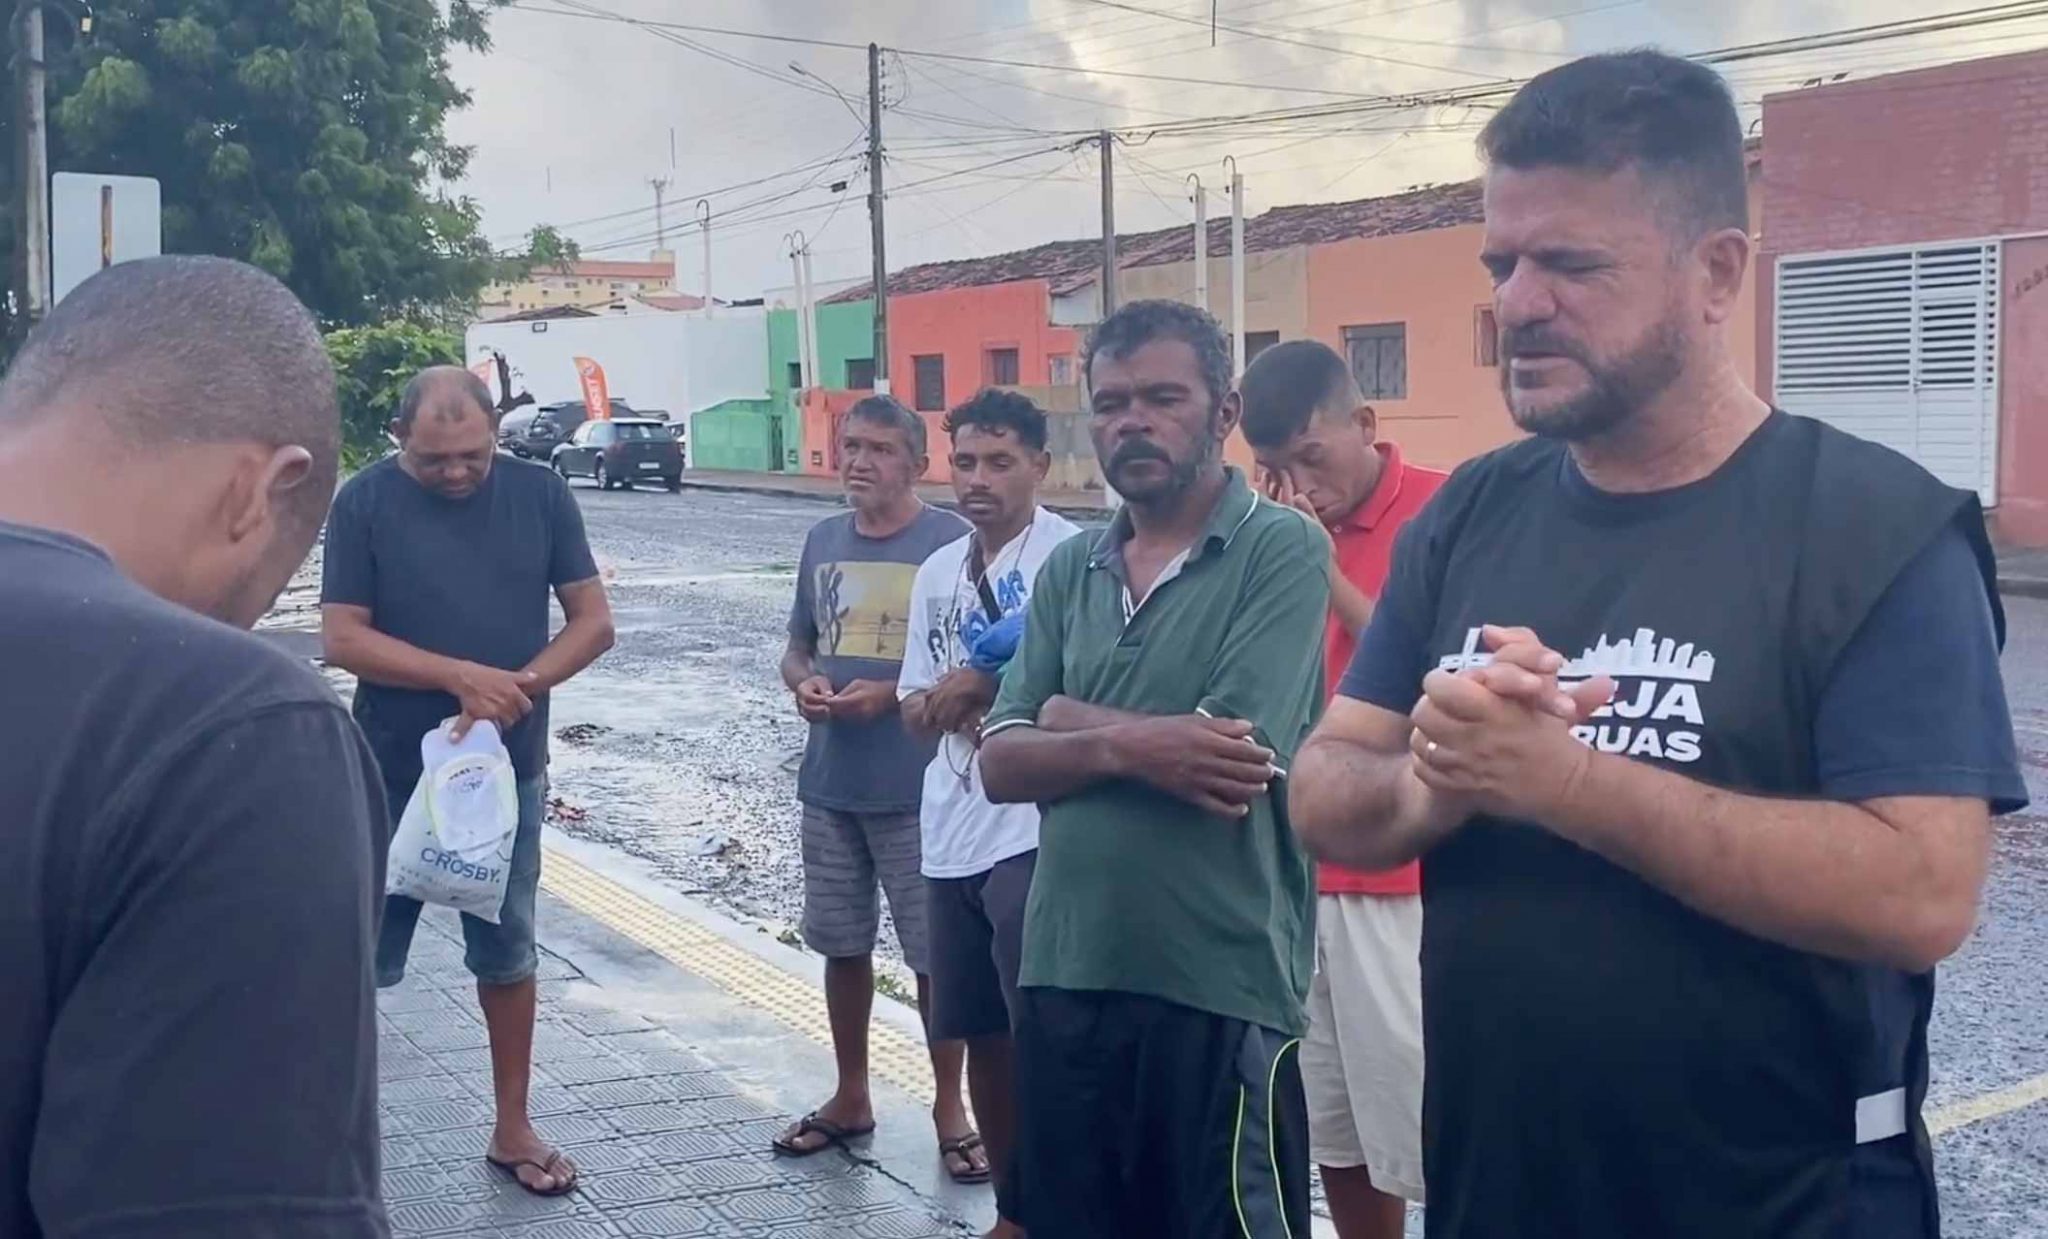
[1774,241,2002,504]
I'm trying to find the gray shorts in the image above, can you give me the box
[799,805,930,974]
[928,850,1036,1041]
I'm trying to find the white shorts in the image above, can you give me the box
[1301,892,1426,1203]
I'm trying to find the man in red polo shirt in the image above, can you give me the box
[1242,340,1446,1239]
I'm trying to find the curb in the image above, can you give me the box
[675,477,1113,522]
[1999,575,2048,601]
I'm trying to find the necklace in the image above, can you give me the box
[940,513,1036,786]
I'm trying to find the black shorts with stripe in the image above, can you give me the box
[1012,987,1311,1239]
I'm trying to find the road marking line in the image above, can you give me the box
[1928,1072,2048,1136]
[540,845,937,1106]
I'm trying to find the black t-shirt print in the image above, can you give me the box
[0,521,390,1238]
[1341,413,2021,1239]
[322,454,599,793]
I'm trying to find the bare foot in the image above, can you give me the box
[487,1122,578,1195]
[772,1093,876,1155]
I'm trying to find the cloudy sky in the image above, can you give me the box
[445,0,2048,298]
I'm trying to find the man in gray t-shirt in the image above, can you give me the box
[773,396,989,1183]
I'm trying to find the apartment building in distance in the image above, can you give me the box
[479,250,680,318]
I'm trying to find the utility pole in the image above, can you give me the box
[787,232,812,391]
[1226,156,1245,379]
[1187,173,1208,313]
[15,0,50,328]
[695,198,712,317]
[648,176,671,250]
[1098,131,1117,318]
[799,240,821,389]
[867,42,890,395]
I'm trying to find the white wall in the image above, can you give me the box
[465,311,769,426]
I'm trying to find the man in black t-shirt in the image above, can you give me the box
[1291,52,2024,1239]
[0,257,388,1236]
[322,367,614,1197]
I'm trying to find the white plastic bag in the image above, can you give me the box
[385,719,520,923]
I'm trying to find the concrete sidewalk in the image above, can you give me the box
[678,468,1113,521]
[381,832,1356,1238]
[1998,547,2048,600]
[375,840,979,1237]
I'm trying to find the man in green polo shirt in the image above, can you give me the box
[979,300,1329,1238]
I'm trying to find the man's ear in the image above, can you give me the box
[1351,403,1379,443]
[226,445,314,541]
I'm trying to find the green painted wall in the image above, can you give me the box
[690,398,781,473]
[767,299,875,471]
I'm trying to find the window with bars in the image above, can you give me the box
[986,347,1020,386]
[1775,244,1999,394]
[846,358,876,390]
[1245,331,1281,365]
[912,355,946,411]
[1342,323,1407,400]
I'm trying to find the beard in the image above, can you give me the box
[1500,313,1686,442]
[1104,414,1217,501]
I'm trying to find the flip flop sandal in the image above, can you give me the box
[486,1148,579,1198]
[939,1132,993,1185]
[771,1110,878,1158]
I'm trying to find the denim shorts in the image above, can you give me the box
[376,774,546,988]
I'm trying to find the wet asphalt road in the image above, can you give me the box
[509,482,2048,1234]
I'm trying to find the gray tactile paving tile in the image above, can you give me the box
[375,921,971,1236]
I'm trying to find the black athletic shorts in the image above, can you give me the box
[926,850,1036,1041]
[1012,986,1311,1238]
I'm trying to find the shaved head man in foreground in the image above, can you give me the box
[0,256,390,1236]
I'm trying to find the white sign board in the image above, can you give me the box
[52,172,162,304]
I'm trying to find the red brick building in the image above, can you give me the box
[1757,49,2048,544]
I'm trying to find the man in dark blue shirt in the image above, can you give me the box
[2,257,388,1237]
[1290,51,2024,1239]
[323,367,614,1197]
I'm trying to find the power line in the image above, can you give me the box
[500,2,1406,100]
[1072,0,1531,80]
[487,144,864,249]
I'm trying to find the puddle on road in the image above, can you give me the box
[545,656,823,944]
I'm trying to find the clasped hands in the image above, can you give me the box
[1409,625,1617,822]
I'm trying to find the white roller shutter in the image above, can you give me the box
[1775,242,2001,504]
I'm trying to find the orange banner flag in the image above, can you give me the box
[573,356,611,421]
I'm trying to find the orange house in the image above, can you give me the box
[816,170,1765,490]
[1305,169,1763,473]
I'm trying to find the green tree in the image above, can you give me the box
[1,0,509,340]
[521,223,580,273]
[324,318,461,466]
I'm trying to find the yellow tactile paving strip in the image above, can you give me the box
[540,845,938,1106]
[544,847,2048,1141]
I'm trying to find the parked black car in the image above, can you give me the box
[508,398,639,459]
[551,419,684,492]
[498,408,542,454]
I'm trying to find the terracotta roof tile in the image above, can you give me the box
[484,305,599,322]
[824,180,1483,304]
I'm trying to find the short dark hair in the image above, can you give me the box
[944,387,1048,452]
[1083,299,1233,409]
[845,392,926,456]
[1238,340,1363,448]
[1479,50,1749,239]
[0,255,338,527]
[395,366,495,434]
